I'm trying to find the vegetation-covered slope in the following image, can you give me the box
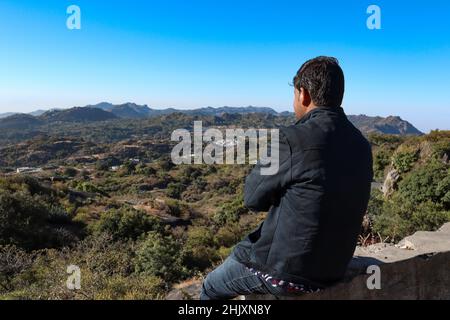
[0,114,446,299]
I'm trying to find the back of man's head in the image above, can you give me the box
[293,56,345,107]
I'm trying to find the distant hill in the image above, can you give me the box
[39,107,118,122]
[184,106,280,116]
[0,104,423,136]
[348,115,423,135]
[83,103,422,135]
[86,103,279,118]
[29,109,49,117]
[0,112,17,119]
[86,102,152,118]
[0,114,43,130]
[0,109,56,119]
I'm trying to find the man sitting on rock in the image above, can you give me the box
[200,56,373,300]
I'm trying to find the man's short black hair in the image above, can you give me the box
[293,56,345,107]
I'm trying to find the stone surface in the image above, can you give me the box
[166,279,203,300]
[381,169,400,197]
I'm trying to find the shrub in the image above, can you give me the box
[134,232,186,283]
[373,196,450,242]
[392,149,418,173]
[64,167,78,177]
[74,181,105,195]
[164,199,190,218]
[135,164,156,176]
[0,245,33,292]
[181,166,203,179]
[166,182,186,200]
[96,161,110,171]
[92,274,165,300]
[91,207,162,241]
[0,190,79,250]
[366,189,384,219]
[0,235,168,300]
[373,150,391,179]
[182,246,219,271]
[185,226,215,248]
[183,225,219,271]
[372,200,413,242]
[410,201,450,232]
[397,160,449,208]
[159,158,174,171]
[215,223,244,248]
[213,195,248,227]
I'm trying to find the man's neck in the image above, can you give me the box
[296,105,318,121]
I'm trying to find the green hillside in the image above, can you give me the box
[0,124,448,299]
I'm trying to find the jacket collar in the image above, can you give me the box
[295,106,345,125]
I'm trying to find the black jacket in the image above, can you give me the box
[232,106,373,288]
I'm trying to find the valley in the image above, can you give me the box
[0,106,447,300]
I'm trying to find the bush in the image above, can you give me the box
[122,161,137,175]
[166,182,186,200]
[373,150,391,179]
[0,190,80,250]
[74,181,105,195]
[0,234,167,300]
[64,167,78,177]
[182,246,219,271]
[179,166,203,184]
[136,164,156,176]
[159,158,174,171]
[0,245,33,292]
[410,201,450,232]
[134,232,186,283]
[91,207,162,241]
[185,226,215,248]
[96,161,110,171]
[398,160,450,209]
[180,226,223,271]
[164,199,190,218]
[215,223,244,248]
[92,274,165,300]
[392,149,418,173]
[373,196,450,242]
[213,195,248,227]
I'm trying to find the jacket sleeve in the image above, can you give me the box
[244,130,292,211]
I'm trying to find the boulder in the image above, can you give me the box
[382,169,400,197]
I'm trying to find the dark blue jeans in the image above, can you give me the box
[200,255,285,300]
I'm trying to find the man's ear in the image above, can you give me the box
[300,87,311,107]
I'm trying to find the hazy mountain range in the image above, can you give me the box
[0,102,423,135]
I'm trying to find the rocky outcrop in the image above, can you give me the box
[382,169,400,197]
[167,223,450,300]
[347,115,423,135]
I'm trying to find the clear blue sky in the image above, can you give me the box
[0,0,449,132]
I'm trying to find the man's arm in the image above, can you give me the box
[243,131,292,211]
